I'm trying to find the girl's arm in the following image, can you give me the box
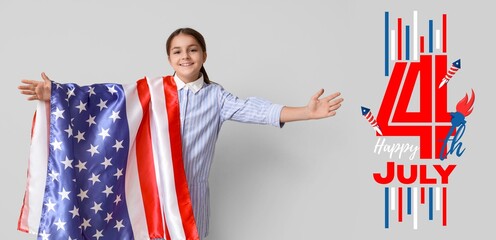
[280,89,343,123]
[18,72,52,101]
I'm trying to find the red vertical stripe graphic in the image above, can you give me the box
[420,36,425,53]
[136,78,167,239]
[420,187,425,204]
[163,76,199,240]
[398,187,403,222]
[442,14,447,53]
[398,18,402,60]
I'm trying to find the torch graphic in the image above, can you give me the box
[361,106,383,136]
[438,59,461,88]
[450,89,475,127]
[440,89,475,160]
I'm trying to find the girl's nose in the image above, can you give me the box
[181,52,190,59]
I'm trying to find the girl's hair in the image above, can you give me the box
[166,27,211,84]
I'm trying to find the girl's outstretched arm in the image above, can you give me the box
[280,89,343,123]
[18,72,52,101]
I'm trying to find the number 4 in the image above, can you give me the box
[377,55,453,159]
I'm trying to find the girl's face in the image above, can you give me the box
[168,33,207,83]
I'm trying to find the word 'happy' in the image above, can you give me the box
[373,138,420,160]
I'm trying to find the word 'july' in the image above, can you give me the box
[373,138,419,160]
[373,162,456,184]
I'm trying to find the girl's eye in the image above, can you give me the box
[190,49,197,52]
[173,51,180,55]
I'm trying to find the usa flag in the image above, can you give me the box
[18,76,199,240]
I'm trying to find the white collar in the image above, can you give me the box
[173,74,205,94]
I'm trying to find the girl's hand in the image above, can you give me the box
[306,89,343,120]
[280,89,343,123]
[18,72,52,101]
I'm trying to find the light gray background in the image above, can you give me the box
[1,0,494,239]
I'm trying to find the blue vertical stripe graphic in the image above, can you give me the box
[407,187,411,215]
[385,11,389,76]
[385,187,389,228]
[405,25,410,60]
[429,20,434,53]
[429,187,434,220]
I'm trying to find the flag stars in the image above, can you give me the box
[109,110,121,122]
[54,218,66,231]
[114,194,122,205]
[61,156,73,169]
[107,85,118,95]
[88,86,96,96]
[104,212,113,223]
[93,229,104,240]
[39,230,50,240]
[66,87,76,100]
[86,115,97,127]
[52,107,65,120]
[114,168,123,180]
[88,173,101,185]
[90,202,103,214]
[113,140,124,152]
[80,218,91,230]
[74,130,86,143]
[97,99,108,111]
[75,100,87,113]
[75,160,87,172]
[45,199,56,212]
[33,83,146,237]
[49,170,60,182]
[77,188,89,201]
[101,157,112,169]
[87,144,100,156]
[69,205,80,218]
[102,185,114,197]
[58,188,71,200]
[64,125,73,138]
[98,128,111,140]
[51,139,63,151]
[114,219,125,232]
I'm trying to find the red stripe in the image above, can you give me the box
[442,14,447,53]
[442,187,447,226]
[17,193,29,233]
[398,187,403,222]
[165,229,171,240]
[397,18,402,60]
[420,187,425,204]
[163,76,199,240]
[420,36,425,53]
[136,78,166,238]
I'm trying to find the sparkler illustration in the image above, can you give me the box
[361,106,383,136]
[438,59,461,88]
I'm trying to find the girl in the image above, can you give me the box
[19,27,343,240]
